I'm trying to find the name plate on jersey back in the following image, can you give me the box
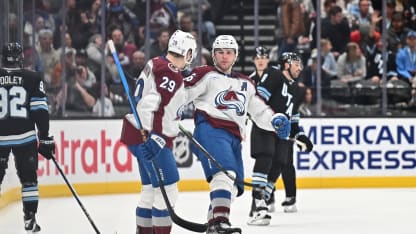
[0,75,23,85]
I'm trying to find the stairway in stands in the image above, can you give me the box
[214,1,277,74]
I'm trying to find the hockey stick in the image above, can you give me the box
[178,124,261,188]
[107,40,208,232]
[51,156,101,234]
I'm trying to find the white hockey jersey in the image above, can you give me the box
[184,65,276,140]
[123,57,187,147]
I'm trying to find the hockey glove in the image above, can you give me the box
[271,113,291,139]
[38,136,55,160]
[140,133,166,161]
[295,133,313,152]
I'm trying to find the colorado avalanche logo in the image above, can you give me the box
[176,104,186,120]
[215,88,246,116]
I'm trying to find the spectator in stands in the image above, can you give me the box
[387,11,413,53]
[56,32,76,61]
[86,33,103,77]
[110,28,137,66]
[125,50,145,82]
[58,64,97,115]
[298,87,316,116]
[36,28,59,85]
[336,42,366,84]
[51,49,76,90]
[75,49,97,88]
[296,1,316,65]
[23,0,57,30]
[396,30,416,105]
[322,0,337,17]
[148,28,170,59]
[106,0,140,42]
[299,49,331,99]
[364,38,398,83]
[349,0,373,30]
[24,14,47,47]
[400,0,416,30]
[57,0,90,50]
[91,83,115,117]
[105,28,136,92]
[149,0,178,40]
[396,30,416,80]
[320,5,351,58]
[50,49,77,116]
[174,0,216,48]
[350,21,380,59]
[82,0,102,37]
[179,13,194,33]
[22,33,44,72]
[375,0,397,31]
[276,0,305,56]
[320,39,338,80]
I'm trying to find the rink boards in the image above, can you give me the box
[1,118,415,208]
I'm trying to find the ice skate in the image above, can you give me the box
[247,198,271,226]
[281,197,297,213]
[206,220,241,234]
[24,213,41,233]
[266,192,275,213]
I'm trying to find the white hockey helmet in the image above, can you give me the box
[211,35,239,65]
[168,30,197,66]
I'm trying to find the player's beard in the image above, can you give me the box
[216,62,233,74]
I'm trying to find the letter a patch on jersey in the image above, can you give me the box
[241,81,247,91]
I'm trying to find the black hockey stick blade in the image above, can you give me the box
[152,162,208,232]
[178,124,260,188]
[51,156,101,234]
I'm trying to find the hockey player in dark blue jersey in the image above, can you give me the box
[247,48,314,225]
[0,42,55,233]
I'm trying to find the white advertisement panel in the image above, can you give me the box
[2,118,416,194]
[297,118,416,177]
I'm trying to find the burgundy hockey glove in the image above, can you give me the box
[38,136,55,160]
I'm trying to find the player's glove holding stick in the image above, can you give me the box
[38,136,56,160]
[294,130,313,152]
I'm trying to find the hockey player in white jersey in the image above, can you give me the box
[184,35,291,234]
[120,30,197,234]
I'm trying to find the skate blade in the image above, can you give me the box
[247,216,271,226]
[267,204,275,213]
[283,205,297,213]
[26,230,40,234]
[247,219,271,226]
[26,225,40,233]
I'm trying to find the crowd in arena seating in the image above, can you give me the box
[275,0,416,115]
[14,0,416,117]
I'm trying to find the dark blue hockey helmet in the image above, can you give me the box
[2,42,23,67]
[278,52,302,69]
[253,46,269,58]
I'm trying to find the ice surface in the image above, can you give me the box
[1,188,415,234]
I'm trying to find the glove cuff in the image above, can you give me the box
[294,132,306,140]
[271,113,287,120]
[150,133,166,149]
[38,132,49,139]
